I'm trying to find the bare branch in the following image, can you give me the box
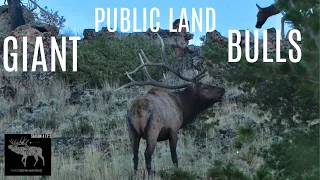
[27,0,52,18]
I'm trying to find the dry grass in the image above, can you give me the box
[0,70,272,179]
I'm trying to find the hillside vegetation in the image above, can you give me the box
[0,0,319,179]
[0,30,318,179]
[60,35,176,88]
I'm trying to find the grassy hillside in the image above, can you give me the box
[0,33,318,180]
[0,71,270,179]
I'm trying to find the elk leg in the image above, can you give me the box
[131,135,141,172]
[128,121,141,173]
[169,133,178,167]
[33,155,38,166]
[22,156,27,167]
[39,154,45,166]
[145,136,157,179]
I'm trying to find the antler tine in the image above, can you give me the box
[125,71,137,82]
[126,61,197,82]
[9,139,14,144]
[23,137,29,145]
[156,33,168,64]
[17,137,23,145]
[10,139,18,145]
[140,50,151,63]
[17,136,28,145]
[115,69,192,91]
[138,53,152,80]
[115,80,191,91]
[114,34,204,91]
[115,64,192,91]
[18,137,24,144]
[192,69,207,81]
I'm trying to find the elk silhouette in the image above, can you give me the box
[8,136,45,167]
[116,34,225,179]
[255,0,286,38]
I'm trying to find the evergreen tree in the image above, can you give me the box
[278,0,319,89]
[262,125,319,180]
[201,0,319,131]
[202,1,319,178]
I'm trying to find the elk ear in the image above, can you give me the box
[256,4,262,11]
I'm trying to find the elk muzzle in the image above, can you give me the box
[255,23,262,29]
[216,87,225,101]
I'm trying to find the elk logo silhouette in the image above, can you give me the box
[8,136,45,167]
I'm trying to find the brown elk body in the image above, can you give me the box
[127,84,224,178]
[115,34,225,179]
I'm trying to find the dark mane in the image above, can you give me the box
[173,85,200,126]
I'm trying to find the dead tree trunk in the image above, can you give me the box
[7,0,25,30]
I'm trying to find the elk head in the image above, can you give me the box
[255,0,282,29]
[115,33,225,99]
[193,82,225,101]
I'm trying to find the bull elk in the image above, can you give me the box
[115,34,225,179]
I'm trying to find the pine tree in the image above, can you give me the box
[276,0,319,126]
[278,0,319,87]
[201,0,319,130]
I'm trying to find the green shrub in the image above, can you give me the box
[237,122,255,144]
[252,166,273,180]
[207,160,250,180]
[61,111,101,137]
[21,106,58,129]
[59,35,176,88]
[159,167,197,180]
[262,125,319,180]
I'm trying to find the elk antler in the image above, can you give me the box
[9,139,16,145]
[115,34,207,91]
[9,136,29,146]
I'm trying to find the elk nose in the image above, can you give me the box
[219,88,225,95]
